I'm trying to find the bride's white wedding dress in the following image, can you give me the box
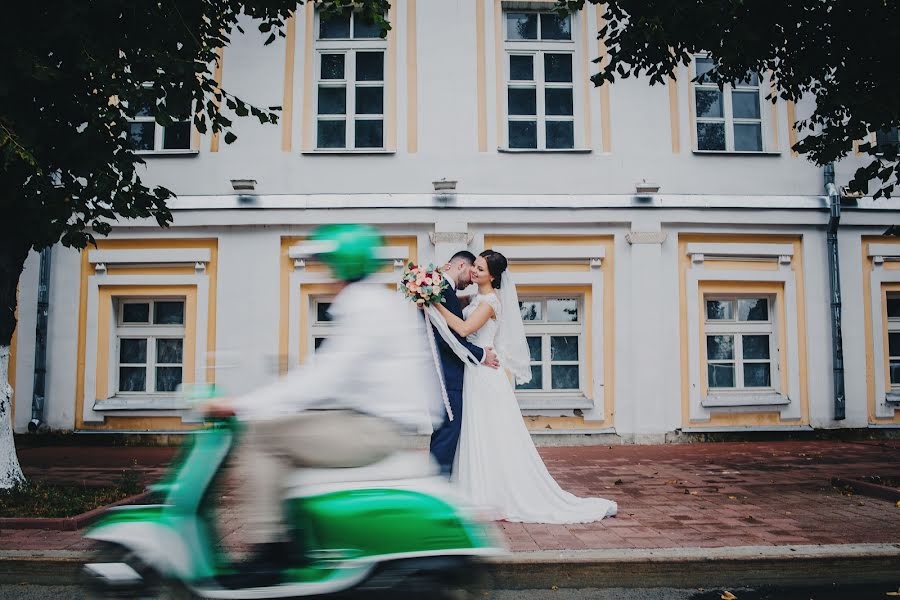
[452,292,617,523]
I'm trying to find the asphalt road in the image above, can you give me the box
[3,584,900,599]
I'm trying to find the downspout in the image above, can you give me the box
[824,163,846,420]
[28,247,51,432]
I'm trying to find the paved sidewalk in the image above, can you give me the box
[1,440,899,555]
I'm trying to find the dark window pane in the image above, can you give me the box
[356,52,384,81]
[122,303,150,323]
[550,336,579,361]
[355,86,383,114]
[876,127,899,151]
[707,335,734,360]
[510,55,533,81]
[742,335,770,360]
[507,13,537,40]
[707,364,735,388]
[738,298,768,321]
[517,365,543,390]
[353,11,382,38]
[540,13,571,40]
[155,367,182,392]
[314,337,327,351]
[544,54,573,83]
[354,119,383,148]
[154,301,184,325]
[889,297,900,319]
[526,336,542,361]
[508,87,536,115]
[706,300,733,320]
[734,123,763,151]
[317,120,346,148]
[317,302,333,322]
[697,122,726,151]
[695,89,723,118]
[321,54,345,80]
[743,363,771,388]
[891,361,900,385]
[890,332,900,357]
[546,121,574,149]
[520,301,541,321]
[547,299,578,322]
[319,11,351,38]
[156,338,183,364]
[128,122,155,151]
[134,98,154,117]
[732,90,761,119]
[551,365,579,389]
[119,367,146,392]
[508,121,537,148]
[695,57,716,81]
[318,86,347,114]
[738,72,760,86]
[162,121,191,150]
[119,338,147,364]
[545,88,573,116]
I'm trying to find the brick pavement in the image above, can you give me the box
[2,440,899,555]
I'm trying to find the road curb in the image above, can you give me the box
[0,544,898,588]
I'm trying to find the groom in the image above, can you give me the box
[429,250,499,475]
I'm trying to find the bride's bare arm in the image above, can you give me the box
[435,302,494,338]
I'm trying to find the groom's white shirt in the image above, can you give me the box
[232,281,441,432]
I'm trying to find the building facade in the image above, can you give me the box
[10,1,900,442]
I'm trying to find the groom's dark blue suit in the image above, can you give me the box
[429,281,485,474]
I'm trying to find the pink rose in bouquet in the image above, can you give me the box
[401,262,448,306]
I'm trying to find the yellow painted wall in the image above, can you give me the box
[862,237,900,424]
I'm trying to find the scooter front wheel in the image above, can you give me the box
[361,557,491,600]
[82,543,195,600]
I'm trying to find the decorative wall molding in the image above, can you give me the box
[429,231,474,245]
[686,242,795,264]
[493,245,605,266]
[869,258,900,418]
[626,231,668,245]
[88,248,212,270]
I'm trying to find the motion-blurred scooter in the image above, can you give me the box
[81,387,503,599]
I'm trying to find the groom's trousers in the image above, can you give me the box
[429,387,463,475]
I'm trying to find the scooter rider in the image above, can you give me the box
[205,224,441,580]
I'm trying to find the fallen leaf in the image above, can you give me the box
[728,495,738,500]
[690,491,700,495]
[551,585,559,591]
[721,592,737,600]
[895,501,900,508]
[614,479,624,485]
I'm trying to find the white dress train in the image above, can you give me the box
[452,293,617,524]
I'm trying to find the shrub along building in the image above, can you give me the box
[10,2,900,442]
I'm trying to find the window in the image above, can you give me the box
[316,9,386,150]
[516,296,584,394]
[694,56,764,152]
[126,90,192,152]
[704,296,776,390]
[875,127,899,155]
[310,297,335,353]
[504,12,576,150]
[887,292,900,388]
[115,298,185,394]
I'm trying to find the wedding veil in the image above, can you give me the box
[495,271,532,385]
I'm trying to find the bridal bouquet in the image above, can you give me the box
[401,263,448,307]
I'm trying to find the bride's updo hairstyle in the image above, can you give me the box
[479,250,508,289]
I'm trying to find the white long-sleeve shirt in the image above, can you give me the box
[233,281,444,433]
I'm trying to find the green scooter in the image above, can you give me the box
[82,411,503,598]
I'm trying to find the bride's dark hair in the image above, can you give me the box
[479,250,508,289]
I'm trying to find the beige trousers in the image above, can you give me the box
[243,410,400,544]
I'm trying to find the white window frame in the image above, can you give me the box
[693,53,766,153]
[114,298,186,397]
[315,10,387,151]
[309,296,336,355]
[887,292,900,390]
[502,11,580,151]
[703,295,778,392]
[516,295,588,403]
[125,85,193,154]
[875,127,900,155]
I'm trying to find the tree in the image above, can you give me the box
[0,0,389,488]
[562,0,899,198]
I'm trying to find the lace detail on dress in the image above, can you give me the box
[463,293,502,347]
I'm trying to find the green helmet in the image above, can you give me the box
[309,223,383,281]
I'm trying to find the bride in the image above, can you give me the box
[434,250,617,524]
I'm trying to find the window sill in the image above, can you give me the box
[93,396,192,411]
[516,393,593,410]
[885,391,900,404]
[702,391,790,408]
[133,150,199,157]
[692,150,782,157]
[498,147,592,154]
[300,149,396,155]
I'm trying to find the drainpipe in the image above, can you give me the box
[824,163,846,420]
[28,247,51,432]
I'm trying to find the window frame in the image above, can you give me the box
[125,86,195,155]
[692,53,767,154]
[314,10,387,151]
[501,10,581,151]
[703,295,778,392]
[114,297,186,397]
[309,296,337,354]
[516,295,588,403]
[886,291,900,390]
